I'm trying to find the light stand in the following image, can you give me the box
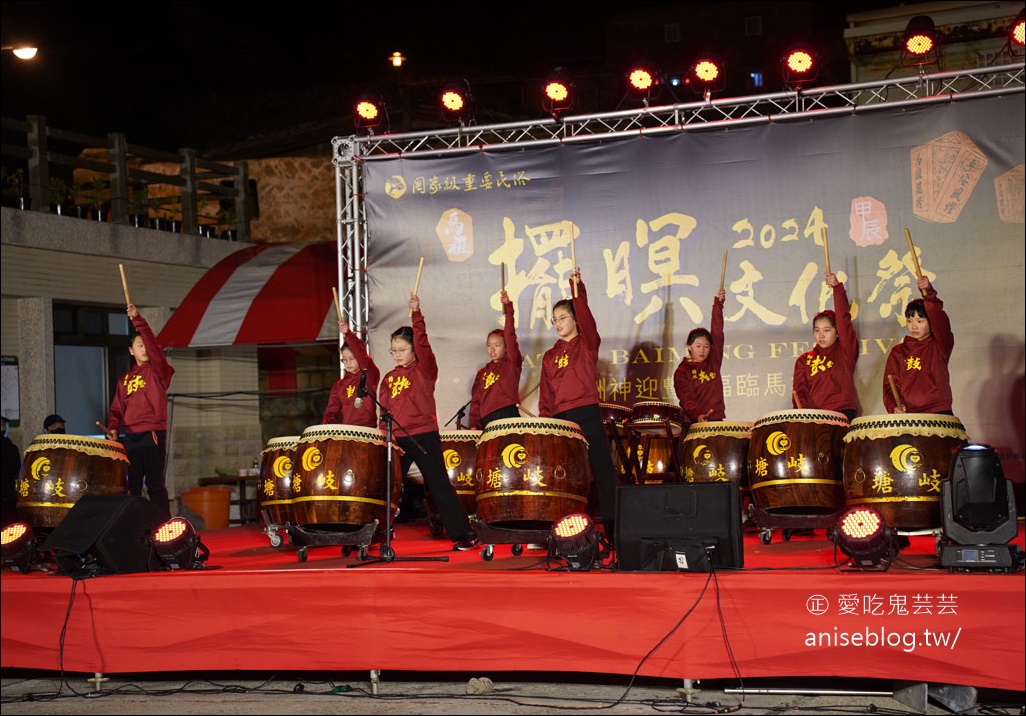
[348,386,449,568]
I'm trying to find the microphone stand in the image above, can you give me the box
[444,400,472,429]
[349,389,449,567]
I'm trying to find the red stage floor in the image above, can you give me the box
[2,518,1024,692]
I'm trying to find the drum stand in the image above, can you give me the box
[629,421,682,483]
[348,396,449,568]
[603,418,640,484]
[747,505,845,545]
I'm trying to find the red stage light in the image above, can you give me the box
[689,55,725,97]
[626,63,659,101]
[354,93,386,130]
[903,15,937,57]
[542,70,574,117]
[440,80,474,124]
[1011,9,1025,53]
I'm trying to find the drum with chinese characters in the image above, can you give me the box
[17,434,129,532]
[259,436,299,527]
[626,401,684,482]
[474,417,590,530]
[747,409,849,515]
[843,414,968,530]
[290,424,402,541]
[681,421,753,485]
[437,430,481,516]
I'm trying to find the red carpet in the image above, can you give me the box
[2,518,1023,692]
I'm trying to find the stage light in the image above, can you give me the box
[542,69,574,118]
[782,46,820,88]
[152,517,210,570]
[440,80,474,124]
[939,444,1022,571]
[1008,9,1025,57]
[1,522,40,573]
[832,507,898,571]
[689,54,725,99]
[901,15,940,67]
[547,513,604,571]
[354,93,387,131]
[626,62,660,102]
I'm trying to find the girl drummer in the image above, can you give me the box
[791,271,859,421]
[539,267,619,545]
[379,293,479,551]
[469,289,523,431]
[883,275,954,414]
[321,321,380,428]
[673,288,726,426]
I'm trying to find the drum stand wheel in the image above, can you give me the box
[470,516,549,561]
[286,521,379,563]
[748,505,844,545]
[260,509,290,548]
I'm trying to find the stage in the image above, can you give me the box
[1,516,1024,693]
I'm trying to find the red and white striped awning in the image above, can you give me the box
[158,242,338,349]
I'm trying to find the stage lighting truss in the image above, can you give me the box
[354,93,387,131]
[900,15,940,70]
[782,47,820,89]
[542,70,575,119]
[152,517,210,570]
[440,80,475,125]
[689,54,726,100]
[625,62,660,103]
[546,513,609,571]
[1,522,41,574]
[831,507,898,572]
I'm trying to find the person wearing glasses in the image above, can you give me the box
[321,321,380,427]
[538,267,619,546]
[469,289,523,431]
[378,293,478,551]
[673,288,727,428]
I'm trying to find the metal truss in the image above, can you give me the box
[332,62,1024,330]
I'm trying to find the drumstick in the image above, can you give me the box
[331,286,343,323]
[409,257,424,317]
[792,390,803,409]
[569,237,577,299]
[821,228,830,275]
[501,262,506,293]
[719,249,727,291]
[887,374,905,412]
[904,228,927,297]
[517,403,537,418]
[118,263,131,305]
[96,420,108,432]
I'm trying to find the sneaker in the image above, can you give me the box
[453,534,479,551]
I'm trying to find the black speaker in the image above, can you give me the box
[40,495,165,577]
[615,482,744,572]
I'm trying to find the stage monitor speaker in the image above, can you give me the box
[40,494,165,577]
[615,482,744,572]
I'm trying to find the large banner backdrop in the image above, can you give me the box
[362,97,1025,482]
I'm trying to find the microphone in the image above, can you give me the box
[354,370,367,409]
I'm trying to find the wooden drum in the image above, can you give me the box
[290,424,402,538]
[259,436,299,527]
[438,429,481,516]
[843,414,968,530]
[17,434,128,531]
[681,421,753,485]
[627,401,685,437]
[474,417,591,530]
[748,409,849,515]
[600,403,634,483]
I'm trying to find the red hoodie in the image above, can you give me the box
[107,313,175,434]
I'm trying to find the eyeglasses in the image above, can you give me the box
[552,314,574,324]
[389,347,410,355]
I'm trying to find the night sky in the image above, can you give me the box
[2,1,897,153]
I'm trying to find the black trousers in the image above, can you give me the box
[397,431,472,542]
[121,430,171,520]
[555,404,618,541]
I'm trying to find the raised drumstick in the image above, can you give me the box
[904,229,927,297]
[569,237,577,298]
[501,262,506,294]
[118,263,131,305]
[720,249,727,291]
[409,257,424,317]
[331,286,343,323]
[821,228,831,275]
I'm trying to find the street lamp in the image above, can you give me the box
[1,45,38,60]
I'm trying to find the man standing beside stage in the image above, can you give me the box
[106,304,175,519]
